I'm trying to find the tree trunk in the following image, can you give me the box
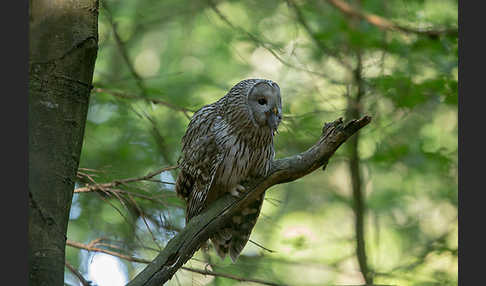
[28,1,98,285]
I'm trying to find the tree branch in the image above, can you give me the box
[325,0,458,39]
[67,239,152,264]
[92,88,194,119]
[65,261,93,286]
[101,1,146,93]
[179,267,285,286]
[126,115,372,286]
[67,239,283,286]
[208,0,346,85]
[286,0,354,71]
[74,165,178,193]
[101,1,180,166]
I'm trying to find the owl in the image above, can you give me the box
[175,78,282,262]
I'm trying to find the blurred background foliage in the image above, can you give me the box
[65,0,457,285]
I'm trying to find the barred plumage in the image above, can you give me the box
[176,78,282,262]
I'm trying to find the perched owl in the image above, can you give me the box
[175,78,282,262]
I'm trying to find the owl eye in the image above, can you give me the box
[258,98,267,105]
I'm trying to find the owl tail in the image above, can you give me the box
[210,193,265,263]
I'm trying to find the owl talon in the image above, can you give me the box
[230,184,246,197]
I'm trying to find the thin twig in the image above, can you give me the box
[286,0,353,71]
[126,194,162,251]
[93,88,194,119]
[78,167,105,173]
[101,2,146,92]
[384,230,454,274]
[180,266,285,286]
[75,168,181,238]
[249,239,276,253]
[143,112,182,162]
[67,240,153,264]
[65,261,93,286]
[325,0,457,39]
[101,1,183,166]
[208,0,345,85]
[74,166,178,193]
[91,189,163,252]
[66,240,283,286]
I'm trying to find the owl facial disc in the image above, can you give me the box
[247,80,282,134]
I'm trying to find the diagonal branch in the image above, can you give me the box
[65,261,93,286]
[126,115,372,286]
[325,0,458,39]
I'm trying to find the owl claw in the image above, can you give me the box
[230,184,246,197]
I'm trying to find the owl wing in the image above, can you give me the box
[176,105,223,222]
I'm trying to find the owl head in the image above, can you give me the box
[246,79,282,133]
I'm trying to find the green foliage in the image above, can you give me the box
[65,0,457,285]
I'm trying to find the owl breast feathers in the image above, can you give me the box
[175,78,282,262]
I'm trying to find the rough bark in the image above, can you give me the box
[28,0,99,285]
[126,115,372,286]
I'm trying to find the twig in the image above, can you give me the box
[101,2,146,92]
[208,0,283,53]
[180,266,285,286]
[65,261,93,286]
[78,167,105,173]
[208,0,345,85]
[74,166,178,193]
[126,194,162,251]
[67,239,153,264]
[93,88,194,119]
[101,2,182,165]
[126,116,372,286]
[384,231,454,274]
[85,185,172,250]
[325,0,458,39]
[66,240,283,286]
[143,112,182,162]
[75,167,180,231]
[249,239,276,253]
[286,0,353,71]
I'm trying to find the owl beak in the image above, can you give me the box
[267,107,282,135]
[272,107,278,115]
